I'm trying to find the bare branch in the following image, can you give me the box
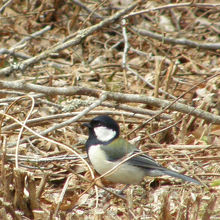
[0,0,13,14]
[132,28,220,50]
[0,1,139,76]
[72,0,103,20]
[0,79,220,124]
[124,2,220,19]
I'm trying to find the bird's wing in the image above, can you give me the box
[127,149,163,169]
[101,137,136,161]
[128,150,201,185]
[101,138,200,184]
[101,137,160,167]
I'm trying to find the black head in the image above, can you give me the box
[83,115,120,149]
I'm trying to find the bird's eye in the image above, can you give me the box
[96,122,102,127]
[92,121,101,127]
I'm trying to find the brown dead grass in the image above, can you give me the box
[0,0,220,219]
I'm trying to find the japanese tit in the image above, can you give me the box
[84,115,200,185]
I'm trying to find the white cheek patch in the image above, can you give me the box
[94,126,116,142]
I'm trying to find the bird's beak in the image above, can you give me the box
[82,122,91,128]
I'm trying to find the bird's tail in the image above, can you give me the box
[161,168,201,185]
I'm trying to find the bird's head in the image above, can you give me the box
[83,115,120,144]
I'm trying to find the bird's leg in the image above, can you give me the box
[118,184,130,195]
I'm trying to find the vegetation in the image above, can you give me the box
[0,0,220,219]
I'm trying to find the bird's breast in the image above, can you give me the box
[88,144,146,184]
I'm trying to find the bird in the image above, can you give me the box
[83,115,201,185]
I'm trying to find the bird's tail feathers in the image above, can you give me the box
[161,169,201,185]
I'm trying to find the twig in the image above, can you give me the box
[0,111,95,184]
[0,198,20,220]
[2,110,150,131]
[12,25,52,50]
[72,0,103,20]
[132,28,220,50]
[154,58,164,98]
[125,73,220,136]
[0,1,140,76]
[36,172,50,199]
[0,90,25,96]
[6,94,107,148]
[126,65,177,99]
[124,2,220,19]
[0,0,13,14]
[121,18,129,89]
[122,19,129,69]
[163,62,176,98]
[0,93,44,105]
[122,17,176,99]
[0,80,100,97]
[13,96,35,168]
[101,103,171,120]
[0,78,220,124]
[144,144,213,150]
[54,175,71,216]
[156,156,220,162]
[0,48,69,69]
[2,154,83,163]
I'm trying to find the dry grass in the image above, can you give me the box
[0,0,220,219]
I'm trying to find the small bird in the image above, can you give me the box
[83,115,200,185]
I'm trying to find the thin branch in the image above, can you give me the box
[3,152,220,164]
[11,25,52,51]
[0,78,220,124]
[72,0,103,20]
[2,154,83,163]
[0,0,140,76]
[121,18,177,99]
[6,94,107,147]
[0,198,20,220]
[2,110,151,131]
[0,111,95,185]
[0,93,44,105]
[54,175,71,217]
[101,103,171,120]
[122,19,129,69]
[124,2,220,19]
[0,0,13,14]
[0,48,67,69]
[132,28,220,50]
[0,80,100,97]
[126,65,177,99]
[14,96,35,168]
